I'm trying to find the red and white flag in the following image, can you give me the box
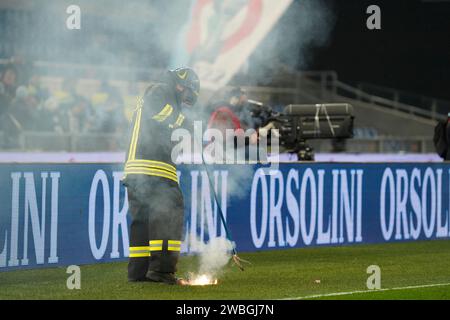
[174,0,293,90]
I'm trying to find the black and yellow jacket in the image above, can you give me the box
[123,74,186,185]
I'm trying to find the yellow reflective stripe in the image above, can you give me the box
[129,252,151,258]
[124,171,179,183]
[169,114,185,129]
[125,166,177,178]
[135,96,144,111]
[125,163,177,176]
[152,104,173,122]
[129,246,150,251]
[125,167,177,181]
[149,240,163,251]
[175,114,185,126]
[128,108,140,161]
[132,108,142,160]
[126,163,177,174]
[128,108,142,161]
[125,164,177,175]
[124,171,178,183]
[167,240,181,251]
[124,168,178,183]
[129,246,150,257]
[127,109,140,161]
[127,159,176,173]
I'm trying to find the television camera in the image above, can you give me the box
[248,100,355,161]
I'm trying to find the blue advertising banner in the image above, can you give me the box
[0,163,449,271]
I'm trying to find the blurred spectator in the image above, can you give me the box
[95,92,128,134]
[0,89,9,117]
[0,94,13,148]
[90,81,111,108]
[36,97,69,133]
[0,64,18,102]
[0,98,22,149]
[27,74,49,102]
[54,78,78,107]
[9,86,39,130]
[67,96,96,133]
[90,81,128,136]
[0,64,22,148]
[50,78,97,133]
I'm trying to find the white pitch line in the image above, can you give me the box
[282,282,450,300]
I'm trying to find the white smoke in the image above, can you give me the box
[224,164,255,200]
[189,236,234,277]
[247,0,335,83]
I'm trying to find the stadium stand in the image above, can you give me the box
[0,60,443,153]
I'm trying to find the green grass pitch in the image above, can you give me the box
[1,240,450,300]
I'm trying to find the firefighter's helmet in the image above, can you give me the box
[170,67,200,106]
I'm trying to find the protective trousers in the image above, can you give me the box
[126,176,184,281]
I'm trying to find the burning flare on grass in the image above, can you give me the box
[184,274,218,286]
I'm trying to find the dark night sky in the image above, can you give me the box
[310,0,450,100]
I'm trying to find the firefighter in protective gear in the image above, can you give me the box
[123,67,200,284]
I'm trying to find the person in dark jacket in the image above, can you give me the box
[434,114,450,161]
[123,67,200,284]
[0,64,18,102]
[446,114,450,161]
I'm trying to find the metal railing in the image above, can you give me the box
[0,131,434,154]
[309,136,434,154]
[289,70,447,122]
[297,70,338,97]
[332,81,446,121]
[14,131,126,152]
[358,82,450,120]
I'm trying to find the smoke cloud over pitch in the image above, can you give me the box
[188,236,234,277]
[4,0,336,265]
[14,0,335,79]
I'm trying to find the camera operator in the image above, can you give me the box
[0,64,22,148]
[207,87,257,140]
[206,87,268,162]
